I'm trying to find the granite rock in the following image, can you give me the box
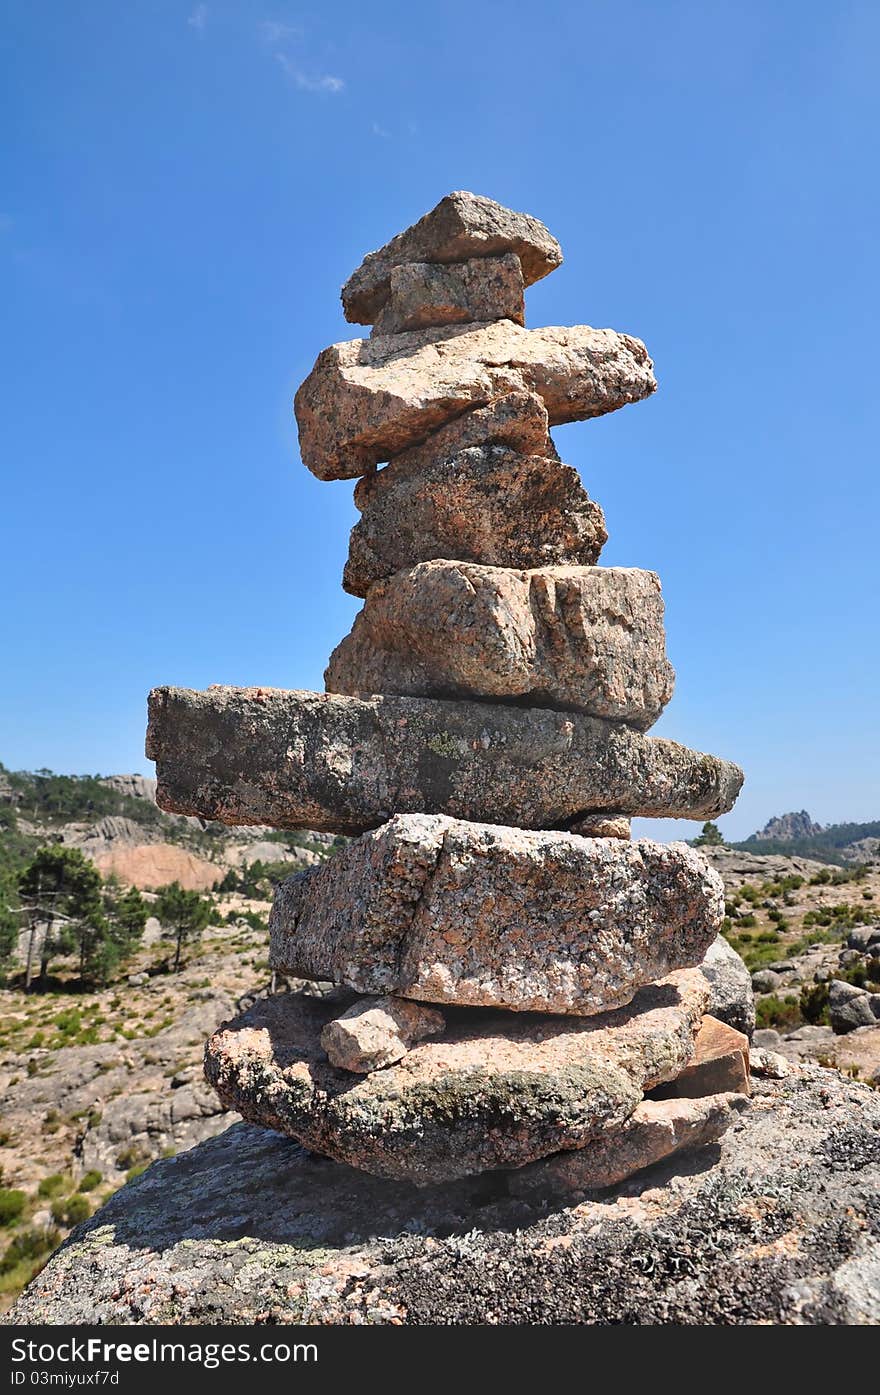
[372,254,524,335]
[320,995,445,1073]
[509,1091,750,1198]
[652,1015,750,1100]
[203,971,709,1182]
[327,563,674,727]
[269,816,724,1015]
[829,979,880,1034]
[341,191,562,324]
[345,443,606,598]
[146,686,745,834]
[9,1068,880,1325]
[698,934,756,1037]
[570,814,631,839]
[295,319,656,479]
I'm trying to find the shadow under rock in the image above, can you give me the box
[74,1122,543,1255]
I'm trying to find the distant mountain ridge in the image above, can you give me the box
[733,811,880,866]
[747,810,825,842]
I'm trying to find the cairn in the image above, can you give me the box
[147,192,749,1191]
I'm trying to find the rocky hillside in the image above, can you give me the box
[747,810,825,841]
[1,762,340,893]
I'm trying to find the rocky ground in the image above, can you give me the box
[2,838,878,1319]
[6,1065,880,1325]
[703,846,880,1083]
[0,896,278,1311]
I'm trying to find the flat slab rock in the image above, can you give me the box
[345,440,607,597]
[341,191,562,324]
[509,1091,750,1198]
[10,1067,880,1325]
[372,253,525,335]
[269,816,724,1015]
[295,319,656,479]
[203,971,709,1182]
[145,686,745,834]
[327,562,674,728]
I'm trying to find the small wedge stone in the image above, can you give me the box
[321,996,446,1073]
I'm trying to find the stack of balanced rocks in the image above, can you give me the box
[146,192,751,1193]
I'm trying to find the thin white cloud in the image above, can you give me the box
[188,4,208,32]
[260,20,302,44]
[371,121,391,139]
[275,52,344,93]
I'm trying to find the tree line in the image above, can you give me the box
[0,845,214,988]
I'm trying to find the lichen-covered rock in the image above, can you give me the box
[699,934,755,1037]
[341,191,562,324]
[345,442,606,598]
[146,686,744,834]
[509,1091,750,1198]
[327,563,674,728]
[203,971,709,1182]
[320,995,445,1073]
[269,816,724,1015]
[372,254,524,335]
[10,1068,880,1324]
[295,320,656,479]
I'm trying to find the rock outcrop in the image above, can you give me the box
[8,1069,880,1325]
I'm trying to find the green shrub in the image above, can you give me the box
[755,994,802,1031]
[738,913,758,929]
[77,1171,102,1193]
[0,1190,26,1226]
[0,1226,59,1276]
[37,1174,68,1199]
[800,983,830,1024]
[51,1194,91,1226]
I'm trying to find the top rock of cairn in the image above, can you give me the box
[149,191,748,1191]
[341,190,563,325]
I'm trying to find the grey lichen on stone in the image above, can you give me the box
[146,686,744,834]
[8,1069,880,1325]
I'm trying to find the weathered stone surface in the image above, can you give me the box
[269,817,724,1015]
[203,971,709,1183]
[341,191,562,324]
[509,1092,750,1198]
[570,814,631,839]
[653,1015,750,1100]
[295,320,656,479]
[320,995,445,1073]
[372,254,524,335]
[698,933,756,1037]
[327,563,674,728]
[9,1068,880,1325]
[829,979,880,1034]
[146,687,744,834]
[345,444,607,597]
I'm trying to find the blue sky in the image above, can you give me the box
[1,1,878,841]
